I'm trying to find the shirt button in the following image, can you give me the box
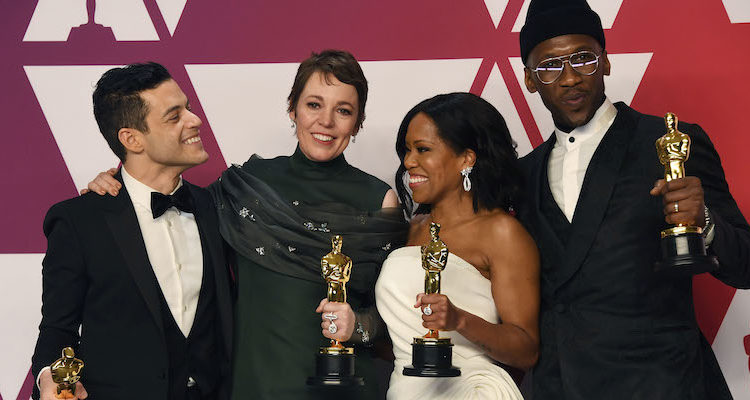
[568,136,575,143]
[183,305,188,312]
[176,263,182,271]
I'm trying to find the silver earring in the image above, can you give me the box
[352,135,356,143]
[461,166,473,192]
[291,121,296,128]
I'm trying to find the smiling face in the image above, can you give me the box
[290,71,359,162]
[403,112,471,205]
[524,34,610,132]
[133,79,207,170]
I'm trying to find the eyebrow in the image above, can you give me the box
[538,46,596,61]
[304,95,355,108]
[162,104,183,119]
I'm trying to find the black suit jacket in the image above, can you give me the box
[519,102,750,400]
[31,173,233,400]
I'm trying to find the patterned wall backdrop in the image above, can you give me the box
[1,0,749,398]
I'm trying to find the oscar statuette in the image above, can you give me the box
[403,222,461,377]
[50,347,84,399]
[654,112,718,274]
[307,235,364,386]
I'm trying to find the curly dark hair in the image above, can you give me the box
[395,92,523,216]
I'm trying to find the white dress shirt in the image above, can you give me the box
[548,98,618,221]
[121,167,204,337]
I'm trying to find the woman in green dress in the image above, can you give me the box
[211,50,406,399]
[86,50,407,399]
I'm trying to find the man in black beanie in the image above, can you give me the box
[517,0,750,399]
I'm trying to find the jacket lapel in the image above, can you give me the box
[556,104,637,288]
[186,182,233,357]
[103,172,165,335]
[528,136,565,251]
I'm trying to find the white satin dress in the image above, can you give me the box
[375,246,524,400]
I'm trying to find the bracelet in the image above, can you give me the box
[702,206,715,239]
[356,322,370,344]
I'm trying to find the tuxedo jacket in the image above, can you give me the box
[31,173,233,400]
[519,102,750,400]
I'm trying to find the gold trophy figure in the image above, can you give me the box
[421,223,448,339]
[654,112,718,274]
[307,235,364,386]
[50,347,84,399]
[657,112,690,183]
[403,222,460,377]
[320,235,352,351]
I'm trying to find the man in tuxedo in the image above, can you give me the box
[517,0,750,398]
[31,62,233,400]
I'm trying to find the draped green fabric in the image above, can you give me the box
[209,146,408,400]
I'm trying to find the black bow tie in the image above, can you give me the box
[151,185,194,219]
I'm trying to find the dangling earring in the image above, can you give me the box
[291,120,296,128]
[352,134,357,143]
[461,166,473,192]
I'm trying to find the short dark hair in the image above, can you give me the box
[92,62,172,161]
[287,49,368,132]
[395,92,523,216]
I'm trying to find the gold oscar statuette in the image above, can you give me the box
[654,112,718,274]
[656,112,701,238]
[50,347,84,399]
[307,234,364,386]
[403,222,460,377]
[420,222,449,340]
[320,234,353,354]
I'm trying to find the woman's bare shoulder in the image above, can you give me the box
[478,211,536,252]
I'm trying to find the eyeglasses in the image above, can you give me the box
[531,50,601,84]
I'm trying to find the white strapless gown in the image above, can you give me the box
[375,246,524,400]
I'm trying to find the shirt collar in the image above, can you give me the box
[553,98,617,149]
[121,166,183,212]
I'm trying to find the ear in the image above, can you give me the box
[118,128,144,154]
[601,50,611,76]
[461,148,477,170]
[524,68,538,93]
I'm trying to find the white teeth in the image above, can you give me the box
[183,137,201,144]
[409,176,428,184]
[312,133,333,142]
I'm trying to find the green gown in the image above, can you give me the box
[228,146,393,400]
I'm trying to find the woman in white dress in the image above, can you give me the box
[375,92,540,399]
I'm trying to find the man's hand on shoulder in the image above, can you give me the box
[39,368,88,400]
[650,176,705,227]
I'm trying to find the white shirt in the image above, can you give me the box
[548,98,618,221]
[121,167,204,337]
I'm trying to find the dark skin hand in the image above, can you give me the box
[650,176,706,227]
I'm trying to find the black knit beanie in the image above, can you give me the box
[519,0,605,64]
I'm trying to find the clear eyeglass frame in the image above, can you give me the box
[531,50,601,85]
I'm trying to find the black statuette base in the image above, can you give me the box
[403,339,461,377]
[655,231,718,276]
[307,352,364,386]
